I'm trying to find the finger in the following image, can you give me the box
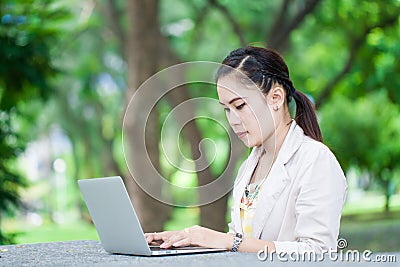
[150,233,170,244]
[160,241,172,249]
[145,234,153,243]
[150,240,163,246]
[146,238,153,244]
[161,232,186,248]
[147,231,178,246]
[172,238,191,247]
[145,232,161,243]
[159,235,181,248]
[161,235,170,242]
[144,232,159,236]
[171,232,186,245]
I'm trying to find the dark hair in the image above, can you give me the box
[216,46,323,143]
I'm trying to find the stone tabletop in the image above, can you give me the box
[0,240,399,267]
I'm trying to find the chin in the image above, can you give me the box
[241,141,252,148]
[241,138,260,148]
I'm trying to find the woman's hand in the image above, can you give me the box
[144,225,233,249]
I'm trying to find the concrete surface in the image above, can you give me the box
[0,240,399,266]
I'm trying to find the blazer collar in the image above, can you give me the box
[277,120,305,165]
[233,120,306,237]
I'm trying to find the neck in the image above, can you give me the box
[262,117,292,160]
[250,115,292,184]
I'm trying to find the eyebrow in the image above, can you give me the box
[219,97,246,105]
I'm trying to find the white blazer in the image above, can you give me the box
[227,121,348,253]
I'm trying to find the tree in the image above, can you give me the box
[18,0,143,224]
[320,91,400,211]
[0,0,68,244]
[122,0,171,231]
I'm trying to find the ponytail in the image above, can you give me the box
[292,90,323,143]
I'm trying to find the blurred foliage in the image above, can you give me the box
[321,91,400,210]
[0,0,70,244]
[159,0,400,211]
[46,1,126,188]
[285,0,400,103]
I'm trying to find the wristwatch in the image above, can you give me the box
[231,233,243,252]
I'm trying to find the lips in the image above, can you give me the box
[235,131,247,139]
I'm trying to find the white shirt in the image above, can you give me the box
[227,121,348,253]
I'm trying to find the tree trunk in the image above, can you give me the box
[385,194,390,213]
[156,35,246,231]
[200,138,245,231]
[124,0,247,232]
[125,0,171,231]
[166,84,238,231]
[384,180,390,213]
[0,213,3,245]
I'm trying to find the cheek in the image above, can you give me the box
[250,109,275,138]
[240,109,257,130]
[246,105,266,128]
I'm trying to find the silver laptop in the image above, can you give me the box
[78,176,228,256]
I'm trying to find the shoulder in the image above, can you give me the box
[296,135,338,164]
[287,134,346,183]
[291,136,348,203]
[283,121,337,167]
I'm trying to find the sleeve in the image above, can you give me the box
[227,205,235,234]
[273,145,348,254]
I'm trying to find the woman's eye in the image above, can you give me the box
[235,103,245,110]
[224,107,230,112]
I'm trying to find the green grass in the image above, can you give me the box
[164,207,199,231]
[13,222,98,244]
[10,207,198,244]
[342,192,400,215]
[340,211,400,252]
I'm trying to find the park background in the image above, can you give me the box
[1,0,399,253]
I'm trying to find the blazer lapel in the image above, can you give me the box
[232,146,263,234]
[252,161,290,238]
[252,121,305,239]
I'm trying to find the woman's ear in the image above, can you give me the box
[266,84,285,109]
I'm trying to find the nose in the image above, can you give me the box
[226,109,241,126]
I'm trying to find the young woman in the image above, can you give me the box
[145,46,347,254]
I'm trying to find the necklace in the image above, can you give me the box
[242,182,262,208]
[250,148,270,183]
[242,149,268,207]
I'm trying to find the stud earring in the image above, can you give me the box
[273,105,279,111]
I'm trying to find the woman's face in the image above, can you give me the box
[217,73,276,148]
